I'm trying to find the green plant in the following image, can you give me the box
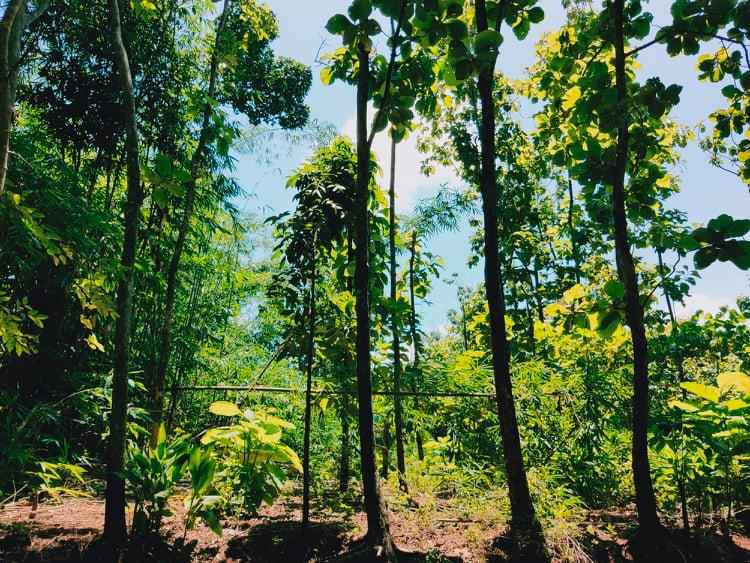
[183,446,222,536]
[34,461,89,501]
[124,425,192,535]
[670,371,750,524]
[201,401,302,516]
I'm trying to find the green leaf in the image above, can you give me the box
[527,6,544,23]
[201,509,222,536]
[669,400,699,413]
[562,86,581,111]
[325,14,354,35]
[348,0,372,22]
[603,280,625,300]
[681,382,720,403]
[209,401,241,417]
[474,29,503,54]
[320,67,334,85]
[694,247,717,270]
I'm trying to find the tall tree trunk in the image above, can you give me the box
[611,0,661,536]
[339,233,355,494]
[657,250,690,532]
[408,233,424,462]
[104,0,143,548]
[475,1,546,558]
[302,244,317,526]
[150,0,231,440]
[567,175,581,284]
[0,0,48,195]
[388,137,407,489]
[0,0,24,197]
[354,40,395,558]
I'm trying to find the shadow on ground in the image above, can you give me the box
[226,520,348,562]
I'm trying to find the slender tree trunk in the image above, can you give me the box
[104,0,143,548]
[475,1,545,558]
[460,295,469,351]
[354,40,395,558]
[0,0,25,197]
[657,250,690,532]
[611,0,661,536]
[302,244,317,526]
[150,0,231,440]
[0,0,48,195]
[567,175,581,284]
[408,233,424,462]
[388,138,407,488]
[339,233,355,494]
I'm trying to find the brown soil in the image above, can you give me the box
[1,494,749,562]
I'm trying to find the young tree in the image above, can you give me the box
[324,1,417,555]
[410,1,548,557]
[529,2,684,542]
[387,138,407,488]
[610,0,661,535]
[103,0,142,548]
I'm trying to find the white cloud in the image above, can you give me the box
[341,107,462,210]
[673,292,737,318]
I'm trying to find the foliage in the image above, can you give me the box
[201,401,301,516]
[124,426,221,537]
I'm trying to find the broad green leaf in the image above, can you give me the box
[681,382,720,403]
[474,29,503,54]
[669,399,699,413]
[717,371,750,394]
[209,401,241,417]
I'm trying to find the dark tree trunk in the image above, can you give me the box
[475,1,546,558]
[460,296,469,351]
[611,0,661,536]
[354,40,390,551]
[150,0,231,439]
[339,234,355,494]
[408,233,424,462]
[302,244,316,526]
[104,0,143,548]
[388,138,407,488]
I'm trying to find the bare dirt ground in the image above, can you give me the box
[1,492,750,562]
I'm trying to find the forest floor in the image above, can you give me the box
[1,486,750,562]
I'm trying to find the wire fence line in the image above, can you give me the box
[174,385,495,399]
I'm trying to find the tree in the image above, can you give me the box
[324,1,416,555]
[529,1,684,542]
[0,0,49,195]
[408,1,548,557]
[609,0,661,536]
[103,0,142,548]
[149,0,312,438]
[272,137,360,526]
[387,137,407,488]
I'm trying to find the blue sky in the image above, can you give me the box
[236,1,749,330]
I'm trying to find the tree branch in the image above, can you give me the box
[366,0,407,149]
